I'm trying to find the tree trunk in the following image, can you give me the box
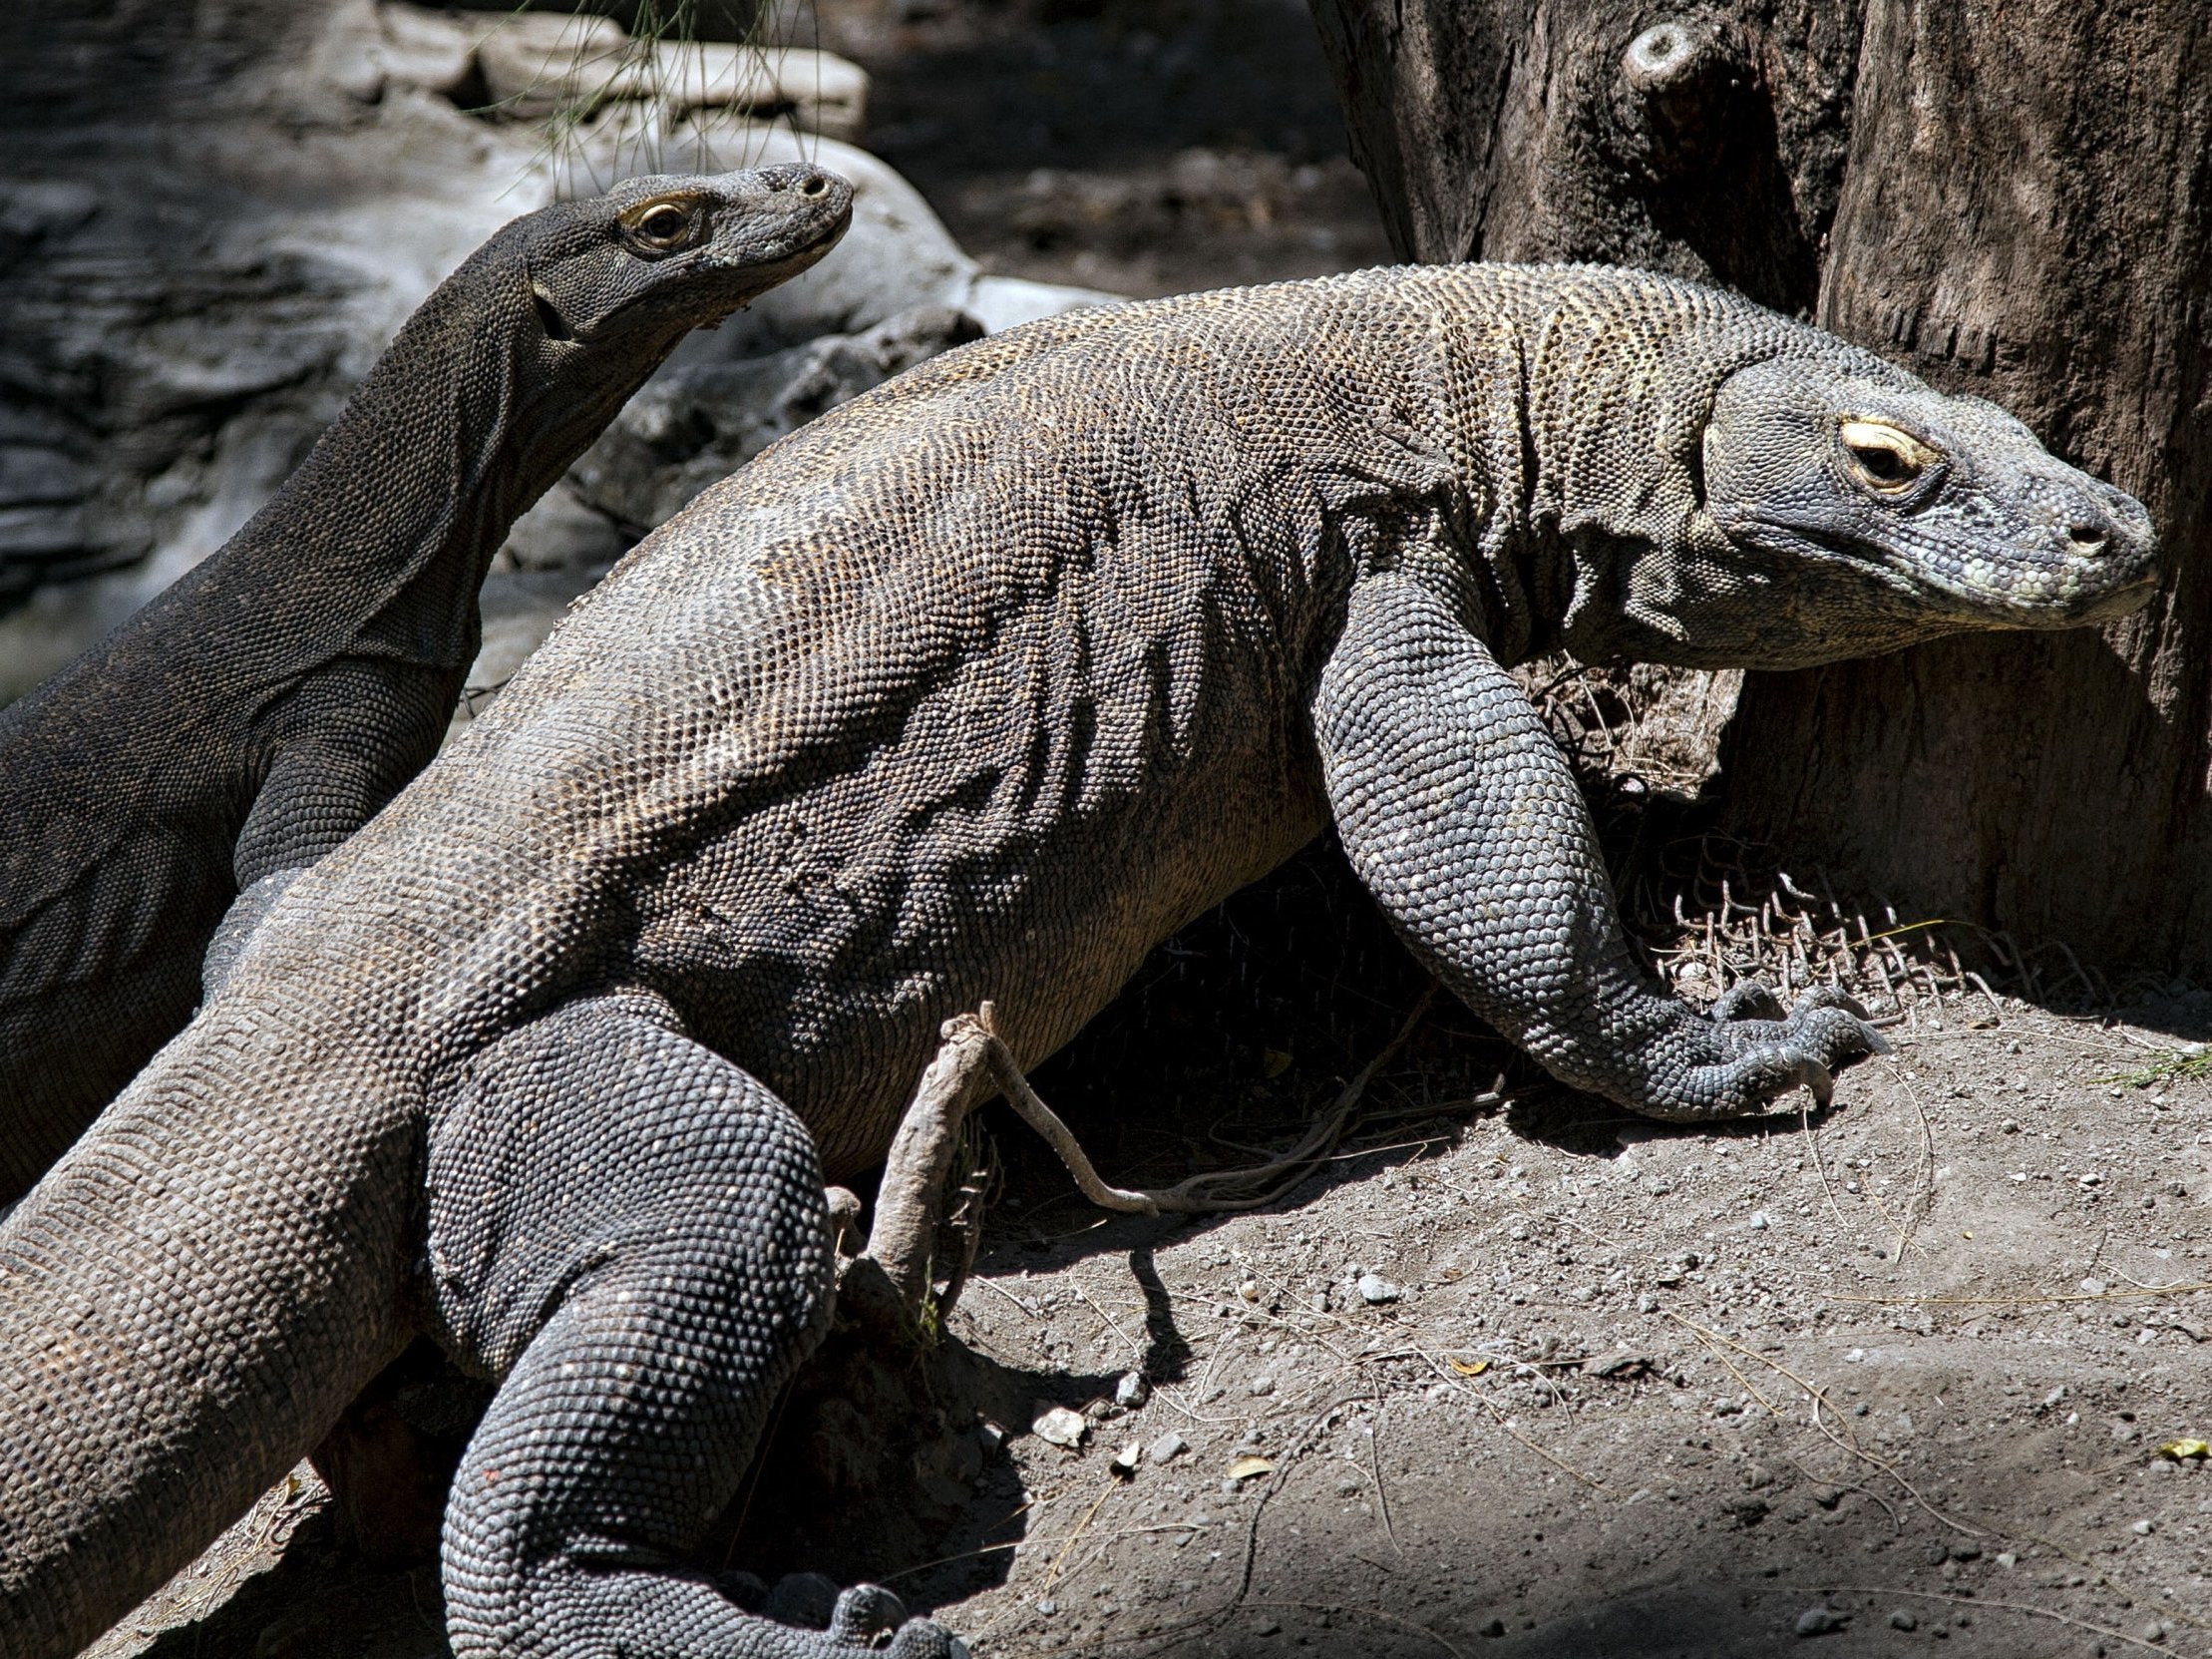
[1306,0,2212,973]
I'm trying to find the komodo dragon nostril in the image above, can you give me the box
[2067,520,2108,553]
[799,173,829,198]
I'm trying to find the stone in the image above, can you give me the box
[1115,1371,1151,1409]
[1032,1406,1087,1449]
[1794,1605,1847,1637]
[1888,1610,1918,1631]
[1148,1431,1190,1463]
[1356,1273,1402,1305]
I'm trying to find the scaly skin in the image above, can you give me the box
[0,265,2154,1657]
[0,164,854,1203]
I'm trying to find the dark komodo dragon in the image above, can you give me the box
[0,266,2156,1657]
[0,164,853,1203]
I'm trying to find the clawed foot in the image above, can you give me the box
[723,1571,969,1657]
[1643,984,1891,1119]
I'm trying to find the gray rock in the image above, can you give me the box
[1888,1610,1917,1631]
[1794,1605,1847,1637]
[1115,1371,1150,1408]
[1148,1430,1190,1463]
[1355,1273,1402,1305]
[1032,1406,1087,1449]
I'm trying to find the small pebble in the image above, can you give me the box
[1035,1598,1057,1617]
[1478,1618,1507,1638]
[1795,1604,1847,1637]
[1032,1406,1087,1449]
[1995,1551,2017,1568]
[1148,1431,1190,1463]
[1356,1273,1402,1305]
[1115,1371,1150,1408]
[1249,1375,1276,1397]
[1749,1211,1771,1231]
[2132,1518,2156,1535]
[1890,1610,1918,1631]
[1238,1280,1261,1303]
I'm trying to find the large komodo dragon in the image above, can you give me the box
[0,164,853,1203]
[0,265,2156,1659]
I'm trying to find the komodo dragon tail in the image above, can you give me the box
[0,999,417,1657]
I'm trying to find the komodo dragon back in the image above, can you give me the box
[0,263,2155,1658]
[0,163,853,1202]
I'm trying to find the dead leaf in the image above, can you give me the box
[1262,1048,1293,1078]
[1227,1454,1275,1481]
[2157,1439,2209,1462]
[1448,1357,1490,1377]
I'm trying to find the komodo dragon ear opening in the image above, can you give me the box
[529,279,575,343]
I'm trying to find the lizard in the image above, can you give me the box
[0,264,2156,1658]
[0,162,854,1203]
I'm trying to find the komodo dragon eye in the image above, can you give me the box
[621,199,700,254]
[1838,419,1944,496]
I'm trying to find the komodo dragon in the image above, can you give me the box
[0,163,853,1202]
[0,265,2156,1658]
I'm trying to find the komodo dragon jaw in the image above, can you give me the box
[0,165,852,1208]
[0,264,2156,1659]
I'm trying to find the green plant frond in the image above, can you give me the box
[2087,1047,2212,1089]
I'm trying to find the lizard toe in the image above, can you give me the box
[1710,981,1788,1023]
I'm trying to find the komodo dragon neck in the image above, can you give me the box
[0,166,853,1203]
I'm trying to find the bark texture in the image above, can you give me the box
[1308,0,2212,972]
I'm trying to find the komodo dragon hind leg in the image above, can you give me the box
[424,989,964,1659]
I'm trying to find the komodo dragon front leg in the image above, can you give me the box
[1317,569,1886,1118]
[426,990,961,1659]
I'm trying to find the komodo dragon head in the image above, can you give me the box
[1550,327,2159,669]
[421,163,855,476]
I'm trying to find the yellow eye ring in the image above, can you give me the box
[1839,419,1943,495]
[622,200,697,251]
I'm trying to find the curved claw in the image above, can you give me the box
[1791,1053,1835,1110]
